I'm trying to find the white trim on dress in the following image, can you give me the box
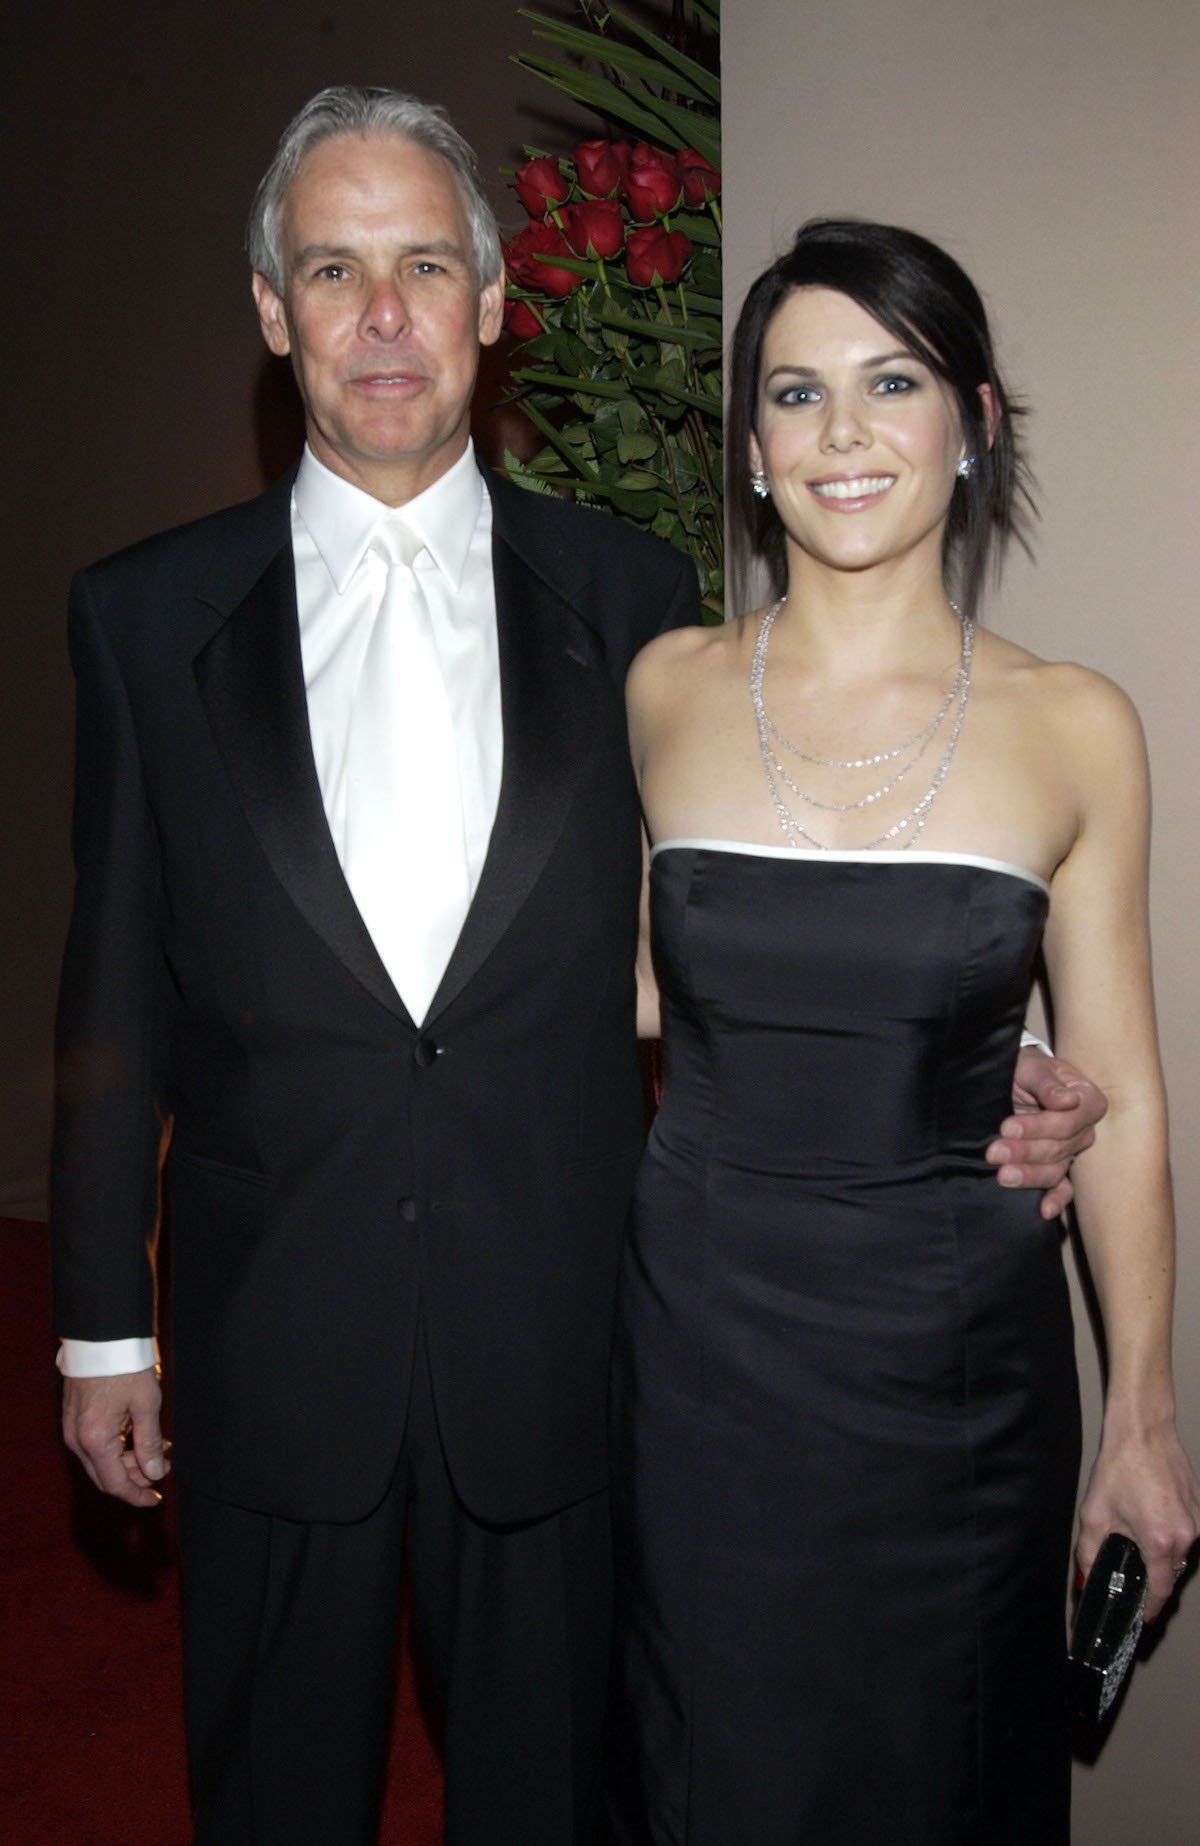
[648,839,1050,897]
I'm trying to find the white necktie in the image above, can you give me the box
[341,515,470,1023]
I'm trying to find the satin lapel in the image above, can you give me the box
[192,540,408,1022]
[426,525,602,1019]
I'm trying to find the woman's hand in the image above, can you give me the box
[1077,1419,1200,1621]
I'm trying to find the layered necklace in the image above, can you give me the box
[750,598,974,851]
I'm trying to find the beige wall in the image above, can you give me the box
[723,0,1199,1834]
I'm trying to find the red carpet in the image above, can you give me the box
[0,1219,444,1843]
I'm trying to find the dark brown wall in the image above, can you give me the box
[1,2,593,1213]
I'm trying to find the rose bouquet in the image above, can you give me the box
[502,4,722,617]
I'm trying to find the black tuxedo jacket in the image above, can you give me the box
[52,465,698,1524]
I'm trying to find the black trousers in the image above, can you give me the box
[178,1323,613,1845]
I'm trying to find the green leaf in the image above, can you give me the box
[516,9,718,106]
[650,374,721,414]
[530,249,596,279]
[611,488,664,519]
[666,449,702,491]
[687,255,723,297]
[670,211,720,248]
[673,313,723,348]
[615,432,659,463]
[511,368,632,401]
[517,400,601,480]
[513,53,699,154]
[518,333,562,363]
[529,451,571,475]
[674,287,722,315]
[596,305,712,347]
[552,329,594,371]
[608,9,721,103]
[502,455,562,496]
[638,97,720,167]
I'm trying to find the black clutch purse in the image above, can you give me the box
[1069,1532,1147,1724]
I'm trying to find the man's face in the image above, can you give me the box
[252,131,504,505]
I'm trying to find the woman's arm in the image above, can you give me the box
[626,637,668,1043]
[1042,669,1199,1618]
[626,628,701,1042]
[635,824,662,1041]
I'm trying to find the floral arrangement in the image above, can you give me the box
[500,4,723,618]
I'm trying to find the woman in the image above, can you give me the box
[607,221,1199,1844]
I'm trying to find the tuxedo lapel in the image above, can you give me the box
[192,511,407,1023]
[426,500,605,1020]
[191,470,606,1028]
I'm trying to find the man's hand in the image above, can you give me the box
[62,1368,169,1507]
[986,1047,1108,1220]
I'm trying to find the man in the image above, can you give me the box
[52,86,1102,1845]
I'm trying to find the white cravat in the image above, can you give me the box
[341,514,471,1022]
[295,446,501,907]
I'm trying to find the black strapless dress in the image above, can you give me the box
[608,845,1081,1845]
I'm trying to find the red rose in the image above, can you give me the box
[503,299,543,339]
[573,137,632,198]
[560,199,626,260]
[625,225,693,287]
[621,143,683,221]
[677,148,722,206]
[513,155,570,219]
[503,221,580,299]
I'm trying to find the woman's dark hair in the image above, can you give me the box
[727,218,1035,618]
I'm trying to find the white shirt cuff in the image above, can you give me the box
[1019,1029,1053,1056]
[57,1337,159,1377]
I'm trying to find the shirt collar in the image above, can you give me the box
[293,442,485,593]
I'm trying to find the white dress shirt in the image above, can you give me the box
[60,441,503,1378]
[295,441,502,905]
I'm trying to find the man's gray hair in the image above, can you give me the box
[247,85,504,292]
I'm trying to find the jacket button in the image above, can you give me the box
[398,1197,418,1223]
[413,1037,439,1068]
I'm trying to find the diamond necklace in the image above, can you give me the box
[750,598,974,851]
[758,597,970,816]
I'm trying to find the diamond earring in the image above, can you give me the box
[956,455,977,480]
[751,470,770,500]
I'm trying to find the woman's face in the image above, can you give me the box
[750,286,971,579]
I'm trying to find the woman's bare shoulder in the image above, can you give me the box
[627,614,754,706]
[978,626,1146,770]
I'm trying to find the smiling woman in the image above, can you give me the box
[729,218,1028,621]
[604,218,1200,1845]
[749,289,974,581]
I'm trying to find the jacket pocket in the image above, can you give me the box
[562,1143,643,1179]
[168,1145,273,1190]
